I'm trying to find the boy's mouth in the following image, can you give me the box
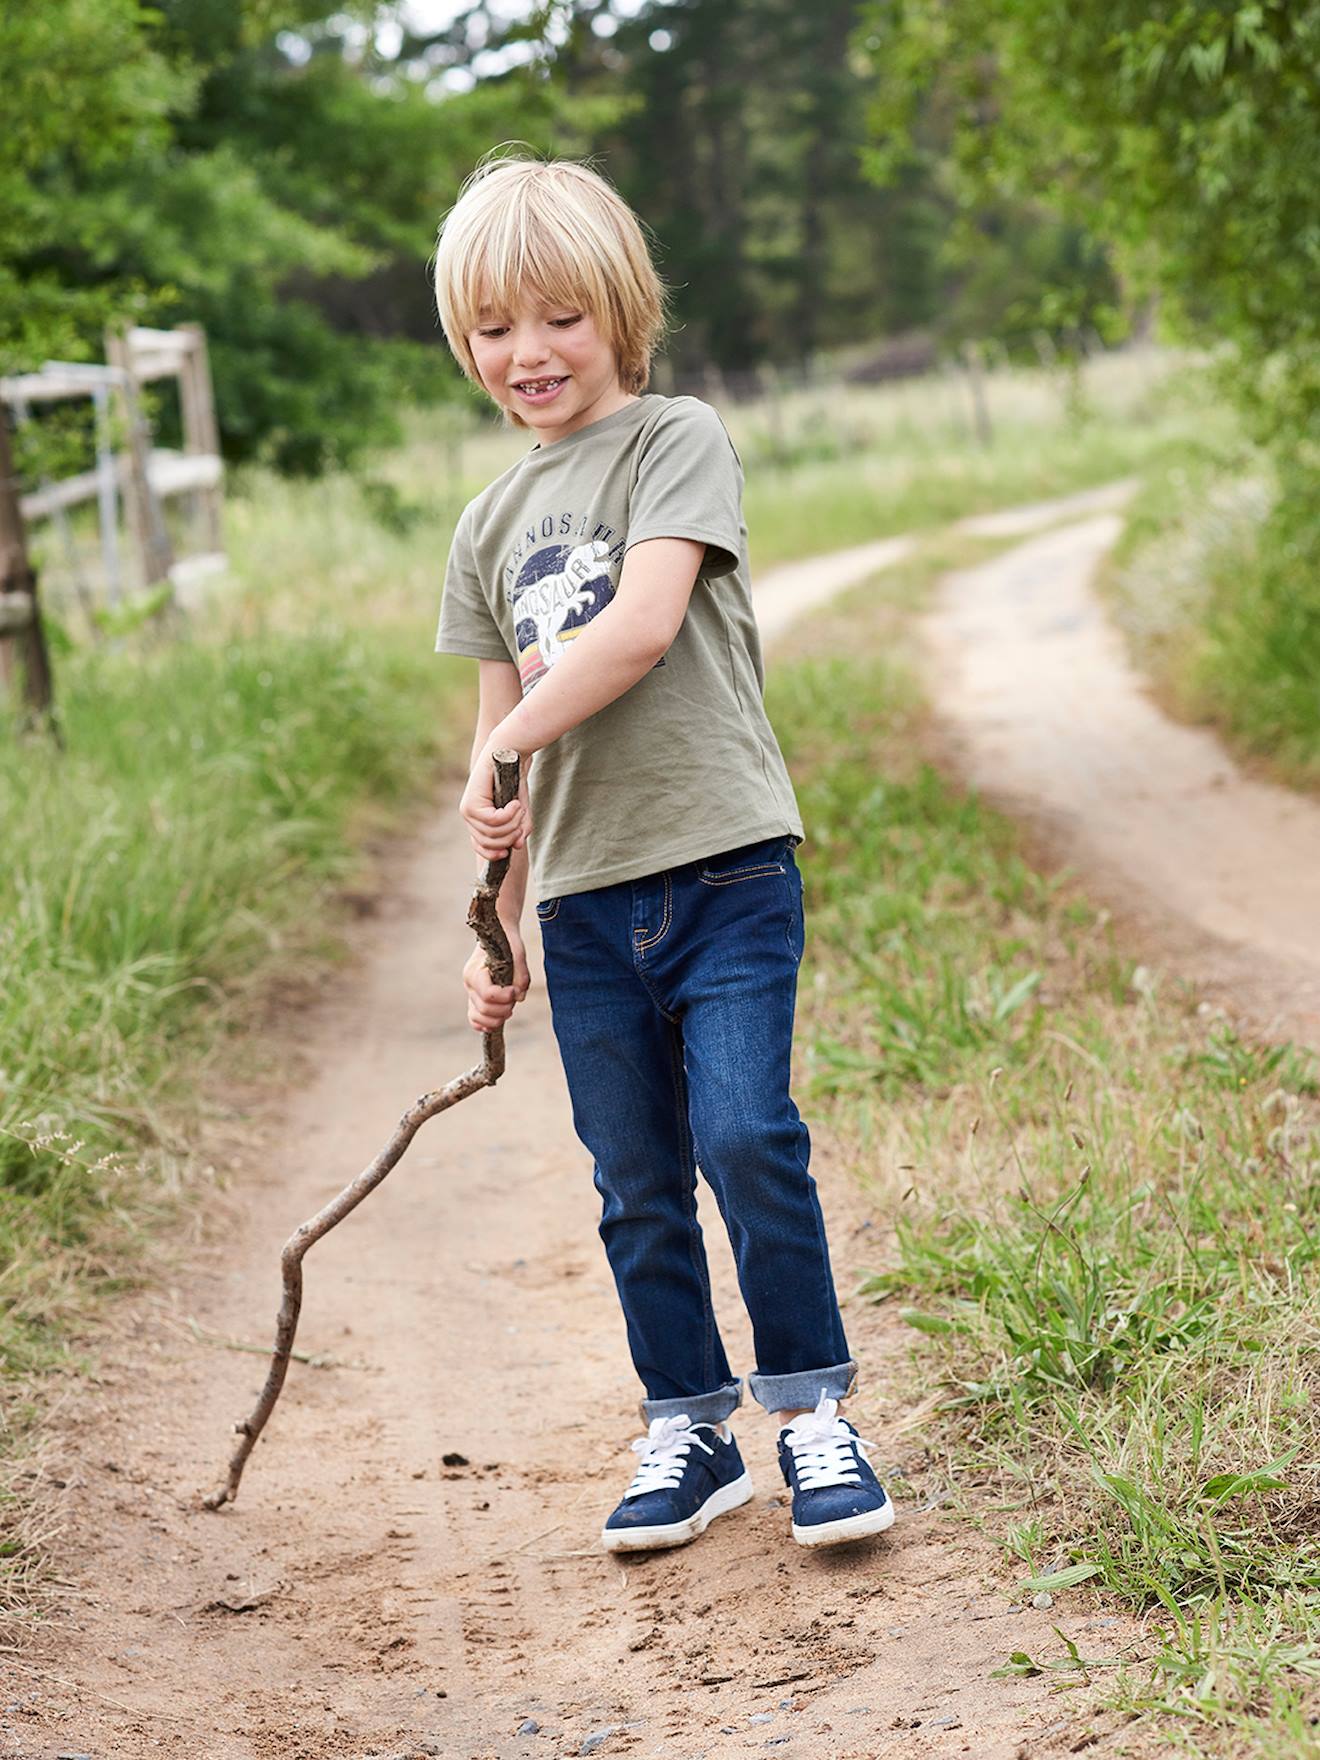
[512,376,569,404]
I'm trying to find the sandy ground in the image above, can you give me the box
[1,840,1122,1760]
[925,509,1320,1049]
[8,497,1247,1760]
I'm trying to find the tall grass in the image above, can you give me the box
[1107,428,1320,789]
[768,558,1320,1757]
[1196,493,1320,784]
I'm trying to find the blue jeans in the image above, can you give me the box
[537,834,857,1426]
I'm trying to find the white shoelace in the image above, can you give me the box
[623,1413,715,1499]
[781,1391,875,1490]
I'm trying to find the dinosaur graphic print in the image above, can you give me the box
[510,538,617,692]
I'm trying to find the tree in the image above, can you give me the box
[859,0,1320,451]
[0,1,566,474]
[425,0,950,375]
[0,0,185,370]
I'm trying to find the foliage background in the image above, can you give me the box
[1,0,1119,477]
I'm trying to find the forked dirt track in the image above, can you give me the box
[925,506,1320,1051]
[13,483,1311,1759]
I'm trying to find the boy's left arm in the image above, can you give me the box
[460,536,706,860]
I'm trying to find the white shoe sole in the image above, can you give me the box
[601,1470,755,1552]
[791,1499,897,1547]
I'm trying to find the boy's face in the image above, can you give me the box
[468,293,632,444]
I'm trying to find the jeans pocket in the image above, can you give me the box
[786,860,805,966]
[535,897,561,922]
[697,837,789,887]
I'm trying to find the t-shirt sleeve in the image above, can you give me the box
[435,506,513,661]
[623,398,744,579]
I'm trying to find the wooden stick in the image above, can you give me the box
[203,750,522,1510]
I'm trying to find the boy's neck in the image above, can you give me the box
[531,385,642,449]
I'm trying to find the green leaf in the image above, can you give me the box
[899,1307,963,1335]
[1019,1563,1101,1592]
[990,1651,1042,1678]
[991,969,1042,1023]
[1197,1448,1299,1506]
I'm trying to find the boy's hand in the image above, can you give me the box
[460,737,531,860]
[463,927,530,1032]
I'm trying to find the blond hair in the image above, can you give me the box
[433,146,670,429]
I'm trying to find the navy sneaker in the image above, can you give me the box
[601,1413,754,1552]
[777,1392,895,1547]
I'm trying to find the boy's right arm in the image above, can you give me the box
[461,660,532,1033]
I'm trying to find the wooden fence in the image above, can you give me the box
[0,323,226,727]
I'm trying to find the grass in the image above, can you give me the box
[1,470,481,1628]
[1,633,469,1336]
[767,553,1320,1758]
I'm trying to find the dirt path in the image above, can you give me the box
[0,528,1141,1760]
[750,479,1136,644]
[925,510,1320,1048]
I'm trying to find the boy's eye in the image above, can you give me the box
[551,315,581,327]
[475,314,581,339]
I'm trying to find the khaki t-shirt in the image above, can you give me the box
[435,392,804,900]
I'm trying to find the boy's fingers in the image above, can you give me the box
[470,828,530,858]
[461,803,528,860]
[465,812,525,843]
[470,979,517,1003]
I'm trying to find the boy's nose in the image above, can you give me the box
[511,322,551,361]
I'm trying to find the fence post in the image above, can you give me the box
[959,341,994,448]
[178,323,223,557]
[92,383,123,606]
[0,412,56,732]
[105,326,175,591]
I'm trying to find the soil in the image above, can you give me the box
[7,498,1241,1760]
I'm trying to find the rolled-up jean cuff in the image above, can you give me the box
[748,1360,858,1413]
[640,1377,743,1427]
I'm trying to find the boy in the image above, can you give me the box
[432,148,893,1553]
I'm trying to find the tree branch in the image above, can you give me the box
[202,749,522,1510]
